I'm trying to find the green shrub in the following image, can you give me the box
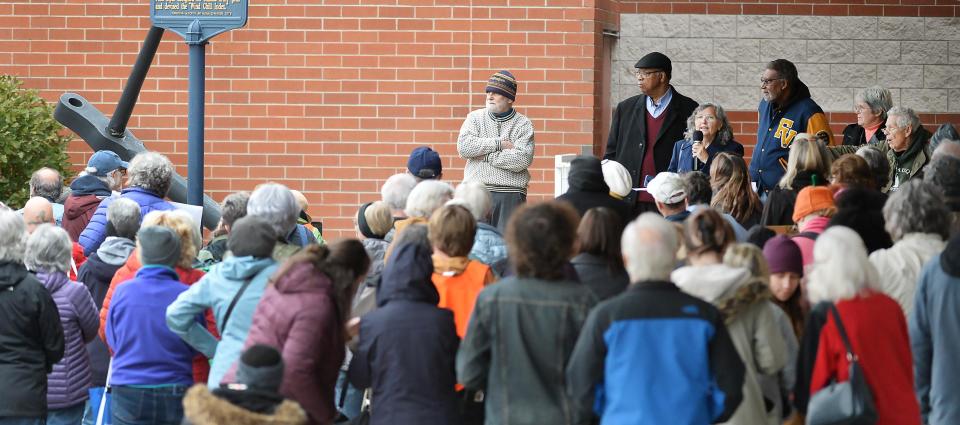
[0,75,72,209]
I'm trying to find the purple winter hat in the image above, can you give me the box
[763,235,804,276]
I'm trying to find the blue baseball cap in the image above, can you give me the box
[407,146,442,179]
[86,150,129,177]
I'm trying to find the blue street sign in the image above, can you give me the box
[150,0,247,43]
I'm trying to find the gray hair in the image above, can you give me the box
[622,213,679,282]
[685,103,734,145]
[381,173,418,212]
[883,180,950,241]
[29,168,63,203]
[855,145,891,190]
[128,152,174,196]
[24,224,72,274]
[78,170,117,191]
[887,106,922,134]
[453,181,492,221]
[220,191,250,228]
[925,145,960,213]
[0,209,27,263]
[107,198,142,240]
[855,86,894,120]
[247,183,298,239]
[807,226,879,304]
[404,180,454,218]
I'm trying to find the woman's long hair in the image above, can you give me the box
[577,207,625,272]
[273,240,371,326]
[710,153,762,224]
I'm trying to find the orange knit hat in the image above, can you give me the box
[792,186,835,223]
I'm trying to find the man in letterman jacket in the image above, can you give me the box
[605,52,699,216]
[457,70,535,231]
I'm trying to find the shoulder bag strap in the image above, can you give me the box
[827,303,857,361]
[221,277,255,334]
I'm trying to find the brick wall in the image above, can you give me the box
[619,0,960,17]
[612,13,960,157]
[0,0,619,239]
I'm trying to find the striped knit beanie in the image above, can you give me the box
[486,70,517,101]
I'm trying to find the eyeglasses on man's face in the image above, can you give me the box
[760,77,784,87]
[634,70,662,80]
[882,126,901,135]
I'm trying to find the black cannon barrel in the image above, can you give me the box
[108,26,165,138]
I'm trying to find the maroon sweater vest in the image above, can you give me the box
[638,110,667,204]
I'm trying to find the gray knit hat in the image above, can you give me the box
[227,216,276,258]
[137,226,181,268]
[235,344,285,392]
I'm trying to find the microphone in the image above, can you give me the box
[692,130,704,143]
[692,130,704,171]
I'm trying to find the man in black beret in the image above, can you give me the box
[604,51,698,216]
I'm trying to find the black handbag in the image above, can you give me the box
[805,304,878,425]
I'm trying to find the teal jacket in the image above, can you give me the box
[165,255,277,387]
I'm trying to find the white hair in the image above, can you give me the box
[453,181,492,221]
[24,224,72,274]
[887,106,922,133]
[404,180,454,218]
[381,173,418,212]
[107,198,142,240]
[855,86,894,120]
[807,226,879,304]
[247,183,298,239]
[622,213,678,282]
[128,152,174,196]
[0,209,27,263]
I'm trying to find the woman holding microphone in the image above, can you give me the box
[668,103,745,174]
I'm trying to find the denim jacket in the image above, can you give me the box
[457,277,597,425]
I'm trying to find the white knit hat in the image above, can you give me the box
[647,172,686,204]
[601,159,632,198]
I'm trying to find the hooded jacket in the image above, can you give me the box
[673,264,789,425]
[432,255,496,337]
[349,243,460,425]
[35,271,98,409]
[166,256,278,388]
[79,186,176,256]
[234,260,344,425]
[457,272,597,425]
[910,236,960,425]
[182,384,308,425]
[751,80,835,193]
[469,222,508,269]
[556,157,632,224]
[565,280,745,425]
[0,262,64,417]
[62,175,112,242]
[871,233,946,315]
[78,236,135,387]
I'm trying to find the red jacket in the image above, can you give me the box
[97,250,212,383]
[62,194,104,242]
[229,261,344,425]
[811,290,921,425]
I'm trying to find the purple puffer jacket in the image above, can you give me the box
[36,271,99,409]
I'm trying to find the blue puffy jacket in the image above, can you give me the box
[469,223,507,267]
[79,187,175,256]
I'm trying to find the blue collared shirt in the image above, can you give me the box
[646,87,673,118]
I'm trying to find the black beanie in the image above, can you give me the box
[228,216,276,258]
[357,202,377,239]
[235,344,285,393]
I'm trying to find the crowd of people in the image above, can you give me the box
[0,53,958,425]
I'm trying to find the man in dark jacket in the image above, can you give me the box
[556,155,631,224]
[62,150,126,242]
[604,51,698,215]
[0,208,65,423]
[751,59,835,195]
[348,242,460,425]
[566,213,745,425]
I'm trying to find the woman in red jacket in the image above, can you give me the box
[806,226,920,424]
[230,240,369,425]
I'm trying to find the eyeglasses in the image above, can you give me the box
[760,77,784,87]
[882,126,901,135]
[854,105,872,113]
[634,70,662,80]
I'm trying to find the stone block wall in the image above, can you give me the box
[613,14,960,150]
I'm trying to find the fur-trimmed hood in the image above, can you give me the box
[672,264,770,324]
[182,384,308,425]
